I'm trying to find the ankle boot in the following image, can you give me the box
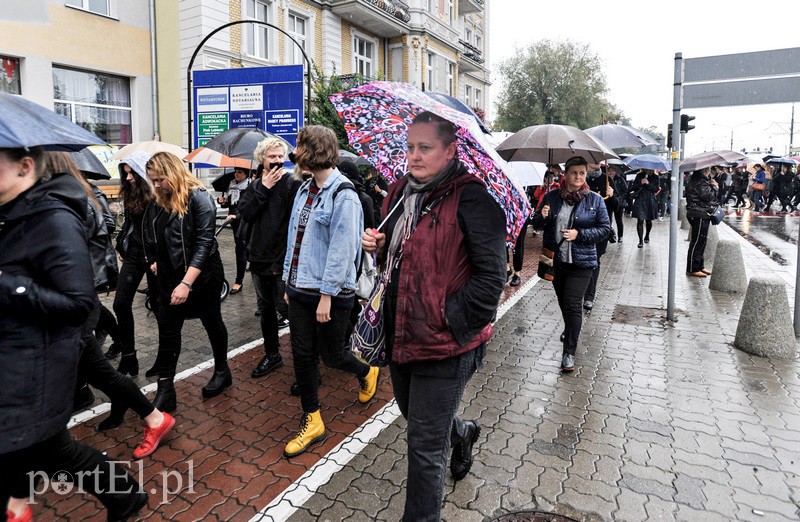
[117,353,139,377]
[152,379,177,413]
[202,366,232,399]
[145,352,168,378]
[98,402,129,431]
[284,410,325,458]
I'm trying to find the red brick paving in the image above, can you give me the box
[32,232,542,520]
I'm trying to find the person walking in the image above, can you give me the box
[607,164,627,241]
[364,165,388,226]
[657,170,671,220]
[732,166,750,208]
[362,112,506,521]
[238,138,300,379]
[531,156,611,372]
[281,126,379,459]
[631,169,659,247]
[751,164,767,211]
[532,171,560,212]
[145,152,231,412]
[583,165,617,310]
[685,168,719,277]
[0,146,147,522]
[217,167,251,294]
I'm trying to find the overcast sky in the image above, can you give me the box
[488,0,799,156]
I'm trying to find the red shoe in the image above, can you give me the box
[7,506,33,522]
[133,412,175,459]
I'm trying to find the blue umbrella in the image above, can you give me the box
[0,92,106,150]
[624,154,671,171]
[767,157,798,166]
[425,92,491,135]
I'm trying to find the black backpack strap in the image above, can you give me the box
[333,180,356,199]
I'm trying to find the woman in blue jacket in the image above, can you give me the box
[531,156,611,372]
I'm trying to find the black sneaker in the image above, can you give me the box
[277,316,289,329]
[509,274,521,287]
[251,353,284,378]
[608,230,617,243]
[450,420,481,481]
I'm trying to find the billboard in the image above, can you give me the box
[192,65,304,150]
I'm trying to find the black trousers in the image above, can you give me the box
[288,297,369,413]
[733,189,747,207]
[229,219,248,285]
[389,348,479,522]
[113,256,159,351]
[610,205,624,239]
[0,429,143,518]
[252,271,281,357]
[687,217,710,273]
[584,250,605,303]
[553,263,594,356]
[657,191,670,217]
[96,304,119,343]
[512,222,527,273]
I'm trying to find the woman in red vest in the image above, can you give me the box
[362,111,507,521]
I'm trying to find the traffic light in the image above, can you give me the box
[667,124,673,149]
[681,114,696,133]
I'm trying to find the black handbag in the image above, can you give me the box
[537,203,578,281]
[709,205,725,225]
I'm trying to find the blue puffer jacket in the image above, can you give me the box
[531,189,611,268]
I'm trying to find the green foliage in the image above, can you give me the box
[309,66,354,153]
[495,40,620,132]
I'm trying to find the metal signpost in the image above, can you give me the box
[667,47,800,332]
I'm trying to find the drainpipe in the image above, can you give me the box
[149,0,160,140]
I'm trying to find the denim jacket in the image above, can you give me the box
[282,169,363,296]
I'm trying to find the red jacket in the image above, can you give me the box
[533,181,560,210]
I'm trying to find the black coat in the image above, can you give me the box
[0,174,95,453]
[85,197,118,292]
[116,202,154,261]
[631,172,660,221]
[237,173,301,274]
[685,172,718,219]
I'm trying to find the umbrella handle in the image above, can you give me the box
[376,195,405,232]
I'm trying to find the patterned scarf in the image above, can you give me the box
[559,182,590,206]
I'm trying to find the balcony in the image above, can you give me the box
[459,39,484,72]
[336,73,378,90]
[458,0,483,14]
[331,0,411,37]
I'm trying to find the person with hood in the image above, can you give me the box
[338,159,375,231]
[363,165,389,226]
[685,168,719,277]
[607,164,628,241]
[237,138,300,380]
[0,146,147,522]
[217,166,251,294]
[362,112,507,520]
[583,164,617,311]
[531,156,611,372]
[631,169,660,247]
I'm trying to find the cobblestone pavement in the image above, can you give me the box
[35,219,800,521]
[285,219,800,522]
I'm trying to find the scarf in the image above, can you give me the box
[559,182,590,206]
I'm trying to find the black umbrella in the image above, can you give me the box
[69,148,111,180]
[200,127,293,160]
[211,171,235,192]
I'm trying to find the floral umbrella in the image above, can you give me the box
[330,81,530,244]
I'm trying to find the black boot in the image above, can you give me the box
[202,366,232,399]
[117,353,139,377]
[106,490,148,522]
[72,385,95,412]
[152,379,177,413]
[450,420,481,481]
[104,342,123,359]
[98,402,129,431]
[145,351,169,378]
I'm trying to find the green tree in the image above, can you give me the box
[495,40,619,132]
[309,67,354,152]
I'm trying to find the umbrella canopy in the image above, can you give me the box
[111,140,187,160]
[339,149,370,166]
[624,154,671,172]
[330,81,530,243]
[199,127,293,161]
[680,150,749,173]
[0,92,106,150]
[584,124,658,149]
[69,148,111,180]
[184,147,254,169]
[766,157,798,166]
[505,161,547,187]
[497,124,618,165]
[211,172,236,192]
[425,92,491,134]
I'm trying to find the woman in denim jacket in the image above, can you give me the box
[281,126,380,458]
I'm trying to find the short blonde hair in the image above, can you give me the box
[254,138,288,164]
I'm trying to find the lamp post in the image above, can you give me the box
[713,121,752,150]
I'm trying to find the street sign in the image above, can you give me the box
[684,76,800,109]
[192,65,304,151]
[684,47,800,83]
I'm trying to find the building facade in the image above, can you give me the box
[0,0,156,147]
[166,0,491,147]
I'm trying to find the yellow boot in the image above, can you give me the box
[358,366,380,404]
[284,410,325,458]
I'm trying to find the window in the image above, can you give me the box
[287,12,307,65]
[447,62,455,96]
[66,0,110,16]
[475,35,482,51]
[354,35,374,78]
[446,0,454,23]
[426,52,436,91]
[1,56,21,95]
[52,66,132,146]
[465,28,472,43]
[427,0,434,12]
[244,0,271,60]
[475,88,482,109]
[464,84,472,105]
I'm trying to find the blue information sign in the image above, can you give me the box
[192,65,304,151]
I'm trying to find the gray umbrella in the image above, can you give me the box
[584,124,658,149]
[200,127,293,160]
[339,149,371,166]
[497,124,618,164]
[679,150,749,173]
[69,148,111,180]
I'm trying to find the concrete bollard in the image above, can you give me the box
[734,276,796,358]
[680,211,691,230]
[705,225,719,265]
[709,239,747,293]
[678,199,687,221]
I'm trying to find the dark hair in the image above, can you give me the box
[294,125,339,172]
[119,164,154,215]
[0,146,47,180]
[564,156,589,172]
[337,159,360,180]
[410,111,457,146]
[44,151,100,210]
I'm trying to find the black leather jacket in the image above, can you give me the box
[85,199,118,291]
[116,202,153,261]
[685,172,718,219]
[145,189,218,272]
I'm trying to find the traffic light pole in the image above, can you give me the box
[679,130,686,199]
[667,53,683,322]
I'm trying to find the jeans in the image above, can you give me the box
[553,263,594,356]
[687,217,710,273]
[389,348,480,522]
[113,256,159,351]
[254,271,288,319]
[252,271,281,357]
[657,191,670,217]
[0,429,143,518]
[752,190,764,211]
[288,297,369,413]
[229,218,248,285]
